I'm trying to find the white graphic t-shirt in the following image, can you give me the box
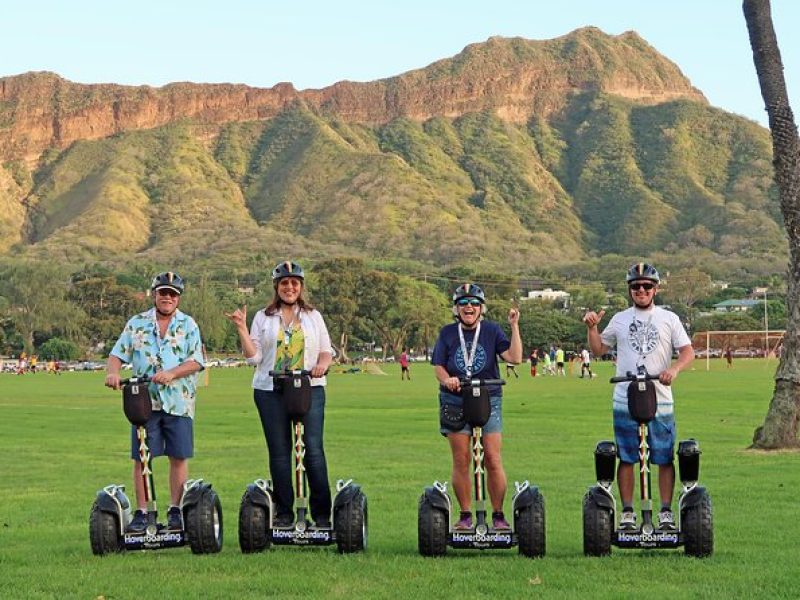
[600,306,691,410]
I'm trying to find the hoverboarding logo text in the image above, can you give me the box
[272,529,331,542]
[452,532,512,544]
[124,531,183,546]
[617,531,679,544]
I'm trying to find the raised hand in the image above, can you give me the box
[582,309,606,329]
[224,305,248,331]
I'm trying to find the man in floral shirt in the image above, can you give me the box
[105,271,205,532]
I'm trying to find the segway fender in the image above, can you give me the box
[95,485,131,515]
[680,485,708,510]
[511,484,542,512]
[241,482,272,509]
[333,481,363,509]
[181,479,214,509]
[586,485,615,511]
[421,486,450,513]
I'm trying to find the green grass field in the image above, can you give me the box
[1,359,799,599]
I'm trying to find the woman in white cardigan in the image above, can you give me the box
[226,261,334,527]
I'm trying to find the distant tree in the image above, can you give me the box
[743,0,800,448]
[180,273,228,352]
[313,258,366,362]
[0,262,84,353]
[38,337,80,360]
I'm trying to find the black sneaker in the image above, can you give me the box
[128,509,148,532]
[167,506,183,530]
[314,517,331,529]
[273,513,294,528]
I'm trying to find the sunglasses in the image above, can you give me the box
[156,288,179,297]
[629,282,655,291]
[457,298,482,307]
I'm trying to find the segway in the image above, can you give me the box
[89,375,223,555]
[238,369,367,554]
[418,377,545,558]
[582,369,713,557]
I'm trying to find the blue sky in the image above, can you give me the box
[4,0,797,127]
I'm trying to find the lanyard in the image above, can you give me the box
[281,306,300,346]
[458,321,481,378]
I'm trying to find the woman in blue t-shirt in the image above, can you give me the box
[431,283,522,531]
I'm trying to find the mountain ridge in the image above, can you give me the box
[0,27,781,278]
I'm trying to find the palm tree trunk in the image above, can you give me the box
[743,0,800,448]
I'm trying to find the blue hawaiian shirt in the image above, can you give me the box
[110,308,205,418]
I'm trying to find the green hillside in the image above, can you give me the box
[0,30,784,278]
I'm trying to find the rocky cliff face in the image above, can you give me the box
[0,28,705,165]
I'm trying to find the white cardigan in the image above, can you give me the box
[246,308,333,391]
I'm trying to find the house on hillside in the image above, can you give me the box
[521,288,570,307]
[712,299,761,312]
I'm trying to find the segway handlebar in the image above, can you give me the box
[458,377,506,387]
[120,375,151,385]
[269,369,329,377]
[609,371,660,384]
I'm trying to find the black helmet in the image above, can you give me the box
[151,271,185,295]
[272,261,305,283]
[626,263,660,284]
[452,283,486,304]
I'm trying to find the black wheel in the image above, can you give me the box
[238,491,271,553]
[582,491,613,556]
[683,490,713,558]
[335,491,367,554]
[517,493,546,558]
[89,502,122,556]
[417,497,447,557]
[185,489,223,554]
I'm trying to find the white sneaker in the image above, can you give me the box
[619,510,637,530]
[658,510,676,530]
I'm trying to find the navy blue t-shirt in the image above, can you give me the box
[431,321,511,396]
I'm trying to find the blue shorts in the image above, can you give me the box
[130,410,194,460]
[439,391,502,436]
[613,406,675,465]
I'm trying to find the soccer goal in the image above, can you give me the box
[692,330,785,371]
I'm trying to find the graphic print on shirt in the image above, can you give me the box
[274,323,305,371]
[455,341,487,375]
[628,317,659,356]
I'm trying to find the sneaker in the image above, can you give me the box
[658,509,676,530]
[314,517,331,529]
[128,509,148,533]
[167,506,183,530]
[619,510,637,530]
[454,513,473,530]
[492,512,511,530]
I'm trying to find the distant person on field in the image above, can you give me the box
[542,350,553,375]
[400,347,411,380]
[580,346,594,379]
[505,362,519,379]
[105,271,205,533]
[226,261,333,528]
[432,283,522,531]
[555,345,565,376]
[582,262,694,532]
[529,348,539,377]
[725,346,733,368]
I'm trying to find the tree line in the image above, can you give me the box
[0,258,784,361]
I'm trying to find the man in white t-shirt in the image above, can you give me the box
[582,263,695,531]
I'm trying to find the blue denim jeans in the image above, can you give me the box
[254,387,332,522]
